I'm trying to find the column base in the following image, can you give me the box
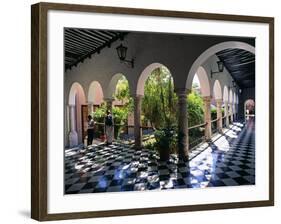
[69,131,78,147]
[178,154,189,162]
[133,144,142,150]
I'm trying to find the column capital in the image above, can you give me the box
[215,98,223,104]
[132,94,143,100]
[87,101,94,105]
[104,97,114,102]
[68,104,75,108]
[202,96,212,102]
[175,88,191,96]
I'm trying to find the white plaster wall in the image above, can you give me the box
[202,54,235,99]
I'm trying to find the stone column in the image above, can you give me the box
[176,89,189,161]
[225,101,229,128]
[87,101,94,115]
[105,98,114,112]
[216,99,223,133]
[232,103,236,121]
[229,103,234,123]
[203,96,212,140]
[134,95,143,148]
[68,104,78,147]
[235,103,239,120]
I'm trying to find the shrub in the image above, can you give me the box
[154,128,177,160]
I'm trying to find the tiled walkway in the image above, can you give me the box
[64,120,255,194]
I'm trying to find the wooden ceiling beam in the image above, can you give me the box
[73,29,106,44]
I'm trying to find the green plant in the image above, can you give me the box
[92,105,106,138]
[187,92,204,127]
[154,128,177,160]
[142,138,157,150]
[211,108,217,120]
[142,67,178,130]
[112,106,128,138]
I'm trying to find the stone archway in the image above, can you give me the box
[229,89,234,123]
[223,85,230,127]
[88,81,104,105]
[68,82,86,147]
[136,62,164,96]
[186,41,255,91]
[105,73,132,99]
[135,63,175,149]
[88,81,104,115]
[213,80,223,132]
[213,80,222,100]
[191,66,212,140]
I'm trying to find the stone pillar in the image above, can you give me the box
[216,99,223,133]
[134,95,143,148]
[87,101,94,115]
[235,103,239,120]
[229,103,234,123]
[203,96,212,140]
[105,98,114,112]
[68,104,78,147]
[233,103,235,122]
[225,101,229,128]
[176,89,189,161]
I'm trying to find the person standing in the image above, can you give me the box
[105,110,114,145]
[87,115,94,146]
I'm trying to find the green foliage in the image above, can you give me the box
[142,138,157,150]
[187,92,204,127]
[92,104,106,123]
[113,76,133,122]
[114,76,131,105]
[92,104,106,138]
[142,67,178,129]
[211,108,217,120]
[154,128,177,158]
[112,106,128,138]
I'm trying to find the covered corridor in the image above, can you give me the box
[64,28,256,194]
[64,119,255,193]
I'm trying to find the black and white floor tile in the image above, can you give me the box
[64,120,255,194]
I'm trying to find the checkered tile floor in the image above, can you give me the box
[64,120,255,194]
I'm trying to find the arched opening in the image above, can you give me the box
[223,86,229,128]
[88,81,104,111]
[188,66,212,147]
[92,73,133,142]
[244,99,255,122]
[213,80,222,100]
[186,41,255,89]
[229,89,233,123]
[112,75,133,139]
[137,63,178,160]
[106,73,131,99]
[142,65,177,130]
[137,62,163,96]
[233,92,237,121]
[68,82,86,146]
[212,80,223,133]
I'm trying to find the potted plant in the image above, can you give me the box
[154,128,177,161]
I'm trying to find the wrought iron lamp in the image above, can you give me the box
[116,44,134,68]
[211,60,224,78]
